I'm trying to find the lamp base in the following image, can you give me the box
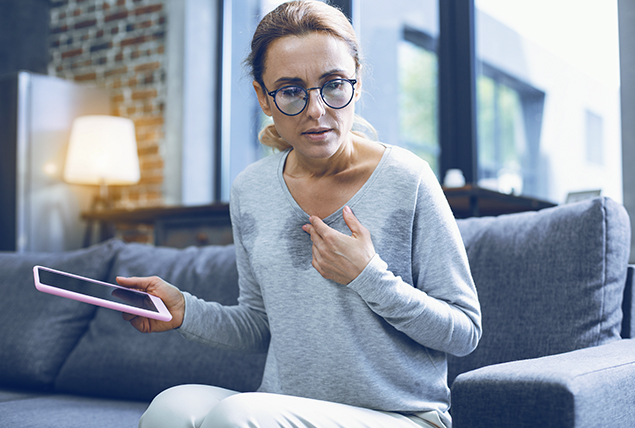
[91,182,113,211]
[82,184,114,247]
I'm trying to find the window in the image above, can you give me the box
[398,29,439,175]
[475,0,621,202]
[476,64,544,196]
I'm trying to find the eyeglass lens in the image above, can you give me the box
[274,79,355,116]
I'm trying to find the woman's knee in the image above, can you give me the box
[201,393,284,428]
[139,384,238,428]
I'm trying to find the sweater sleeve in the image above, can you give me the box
[347,164,482,357]
[179,187,271,352]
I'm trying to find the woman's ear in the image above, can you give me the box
[353,65,363,102]
[253,81,273,116]
[353,78,362,102]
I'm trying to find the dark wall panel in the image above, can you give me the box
[0,0,51,76]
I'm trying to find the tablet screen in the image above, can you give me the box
[37,268,159,313]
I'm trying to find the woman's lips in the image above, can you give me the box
[302,128,332,141]
[303,127,331,135]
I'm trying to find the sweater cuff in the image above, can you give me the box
[178,291,196,333]
[347,253,387,300]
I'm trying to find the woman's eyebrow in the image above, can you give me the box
[272,69,352,86]
[273,76,305,86]
[320,69,350,79]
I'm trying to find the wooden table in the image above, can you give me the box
[82,204,232,248]
[442,184,556,218]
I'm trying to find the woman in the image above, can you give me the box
[118,1,481,427]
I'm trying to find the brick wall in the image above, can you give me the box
[49,0,167,208]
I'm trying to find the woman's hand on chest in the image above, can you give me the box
[302,206,375,285]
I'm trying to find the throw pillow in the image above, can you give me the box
[0,239,124,390]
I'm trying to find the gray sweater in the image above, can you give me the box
[181,145,481,421]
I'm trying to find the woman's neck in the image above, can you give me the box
[285,134,359,179]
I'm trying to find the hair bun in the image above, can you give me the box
[258,123,291,151]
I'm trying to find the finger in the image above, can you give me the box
[310,242,329,272]
[343,206,371,241]
[129,316,152,334]
[303,224,325,253]
[310,216,349,244]
[116,276,161,293]
[116,276,147,290]
[121,312,150,334]
[308,215,329,237]
[122,312,136,322]
[305,218,328,249]
[342,206,363,235]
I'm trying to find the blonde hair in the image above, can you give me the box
[246,0,377,150]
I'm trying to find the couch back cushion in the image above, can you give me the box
[0,239,124,390]
[448,197,631,385]
[55,243,267,401]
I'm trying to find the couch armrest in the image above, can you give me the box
[451,339,635,428]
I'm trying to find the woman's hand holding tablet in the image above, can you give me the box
[116,275,185,333]
[33,266,185,333]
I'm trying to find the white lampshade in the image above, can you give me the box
[64,115,140,185]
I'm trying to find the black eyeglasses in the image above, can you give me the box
[266,78,357,116]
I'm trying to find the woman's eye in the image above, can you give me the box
[324,80,344,92]
[279,87,304,99]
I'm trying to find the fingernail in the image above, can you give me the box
[344,206,352,214]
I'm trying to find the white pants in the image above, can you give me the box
[138,384,448,428]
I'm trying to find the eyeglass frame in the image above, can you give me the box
[264,78,358,117]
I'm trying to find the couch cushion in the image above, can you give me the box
[448,197,631,385]
[0,393,147,428]
[0,239,124,391]
[55,243,267,401]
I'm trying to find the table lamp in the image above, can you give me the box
[64,115,140,210]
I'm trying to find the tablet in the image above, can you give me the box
[33,265,172,322]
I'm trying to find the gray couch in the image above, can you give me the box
[0,197,632,428]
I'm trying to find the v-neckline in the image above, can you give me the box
[277,144,391,223]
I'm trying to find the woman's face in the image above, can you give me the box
[254,32,361,161]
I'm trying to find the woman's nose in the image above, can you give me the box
[305,88,326,118]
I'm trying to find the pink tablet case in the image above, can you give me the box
[33,266,172,322]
